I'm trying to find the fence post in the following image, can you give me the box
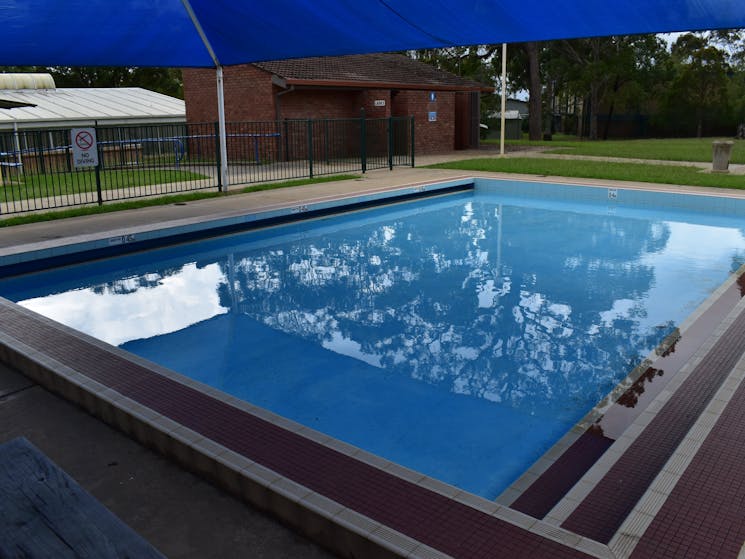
[324,119,330,164]
[94,125,103,206]
[388,116,394,170]
[307,119,314,179]
[36,131,46,175]
[410,116,416,168]
[360,108,367,173]
[284,120,290,162]
[214,121,222,192]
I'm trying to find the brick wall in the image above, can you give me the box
[183,66,460,155]
[360,90,391,118]
[392,90,455,154]
[278,89,363,120]
[183,65,276,123]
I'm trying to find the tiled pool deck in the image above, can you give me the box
[3,168,745,558]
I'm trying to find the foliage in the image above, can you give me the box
[658,34,731,137]
[417,31,744,141]
[0,66,183,98]
[427,157,745,190]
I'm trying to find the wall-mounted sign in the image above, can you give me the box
[70,128,98,168]
[429,91,437,102]
[374,99,386,107]
[428,111,437,122]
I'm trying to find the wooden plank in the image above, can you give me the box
[0,437,165,559]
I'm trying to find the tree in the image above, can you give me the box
[523,43,543,141]
[0,66,183,98]
[667,33,730,137]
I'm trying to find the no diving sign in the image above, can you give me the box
[71,128,99,168]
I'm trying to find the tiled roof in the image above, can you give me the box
[255,53,491,91]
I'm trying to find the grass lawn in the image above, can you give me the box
[6,168,210,201]
[483,136,745,164]
[428,157,745,190]
[0,174,360,228]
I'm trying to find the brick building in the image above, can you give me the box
[183,53,491,154]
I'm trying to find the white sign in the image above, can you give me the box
[374,99,386,107]
[71,128,99,168]
[428,111,437,122]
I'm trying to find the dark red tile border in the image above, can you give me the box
[508,277,744,521]
[630,364,745,558]
[0,303,592,558]
[562,303,745,543]
[511,429,613,519]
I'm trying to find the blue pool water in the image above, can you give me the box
[3,180,745,499]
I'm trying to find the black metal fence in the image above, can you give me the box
[0,116,414,215]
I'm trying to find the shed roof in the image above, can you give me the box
[255,53,492,92]
[0,87,185,130]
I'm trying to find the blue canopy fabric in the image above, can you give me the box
[3,0,745,68]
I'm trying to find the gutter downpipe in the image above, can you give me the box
[181,0,229,191]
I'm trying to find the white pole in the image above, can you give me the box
[13,121,22,168]
[500,42,507,157]
[216,66,229,191]
[180,0,230,191]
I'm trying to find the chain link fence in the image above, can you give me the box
[0,116,414,215]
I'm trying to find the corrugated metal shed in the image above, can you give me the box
[0,88,185,130]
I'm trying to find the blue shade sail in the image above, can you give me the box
[2,0,745,67]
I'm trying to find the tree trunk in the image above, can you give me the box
[602,76,620,140]
[589,82,599,140]
[524,42,542,141]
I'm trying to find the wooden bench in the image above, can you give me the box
[0,437,165,558]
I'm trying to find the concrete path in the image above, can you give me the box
[0,364,333,559]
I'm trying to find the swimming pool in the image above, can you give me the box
[2,179,745,499]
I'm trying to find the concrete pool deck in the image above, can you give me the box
[3,164,745,558]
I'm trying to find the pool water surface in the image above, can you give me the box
[3,180,745,499]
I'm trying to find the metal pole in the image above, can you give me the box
[216,66,229,190]
[12,122,22,171]
[180,0,229,190]
[500,43,507,157]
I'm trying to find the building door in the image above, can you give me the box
[454,92,480,150]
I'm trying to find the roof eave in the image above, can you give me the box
[284,78,492,93]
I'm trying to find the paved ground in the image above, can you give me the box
[0,364,333,558]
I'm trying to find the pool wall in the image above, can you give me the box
[0,178,474,278]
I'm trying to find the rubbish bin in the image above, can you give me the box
[712,140,734,173]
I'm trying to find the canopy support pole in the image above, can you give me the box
[500,42,507,157]
[180,0,229,190]
[216,66,229,191]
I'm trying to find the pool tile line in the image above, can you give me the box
[608,351,745,558]
[499,265,745,515]
[0,298,600,559]
[545,291,745,528]
[559,288,745,544]
[624,354,745,559]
